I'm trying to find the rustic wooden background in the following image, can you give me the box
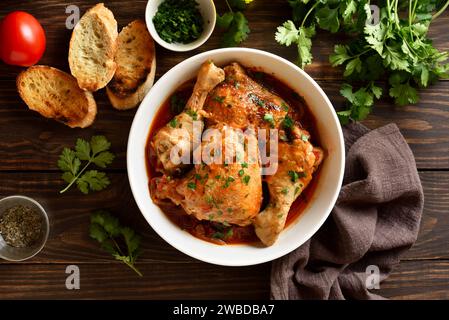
[0,0,448,299]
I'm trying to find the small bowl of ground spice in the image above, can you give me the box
[0,196,49,261]
[146,0,216,52]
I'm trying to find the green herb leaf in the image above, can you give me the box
[77,170,110,194]
[217,12,234,29]
[75,138,91,161]
[152,0,204,44]
[187,181,197,190]
[316,6,340,33]
[58,136,114,194]
[221,12,250,47]
[92,151,115,169]
[277,0,449,123]
[89,211,142,277]
[58,148,80,175]
[90,136,111,155]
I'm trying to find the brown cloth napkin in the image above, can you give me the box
[271,122,424,300]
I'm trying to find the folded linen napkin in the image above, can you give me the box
[271,122,424,300]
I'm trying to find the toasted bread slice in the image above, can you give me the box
[69,3,118,91]
[106,20,156,110]
[17,66,97,128]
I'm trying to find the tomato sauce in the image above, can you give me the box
[145,68,323,245]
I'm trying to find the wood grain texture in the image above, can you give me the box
[0,0,448,300]
[0,2,448,169]
[0,172,446,265]
[378,260,449,300]
[0,262,271,299]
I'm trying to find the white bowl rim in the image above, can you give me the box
[127,48,345,266]
[145,0,217,52]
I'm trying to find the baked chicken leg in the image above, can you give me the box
[254,126,324,246]
[152,61,225,174]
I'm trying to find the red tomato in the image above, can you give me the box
[0,11,46,66]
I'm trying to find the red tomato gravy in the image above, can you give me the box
[145,67,322,245]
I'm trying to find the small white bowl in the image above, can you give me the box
[0,195,49,262]
[145,0,216,52]
[127,48,345,266]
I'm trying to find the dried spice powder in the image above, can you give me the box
[0,205,43,247]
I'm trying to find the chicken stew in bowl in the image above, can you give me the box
[146,61,324,246]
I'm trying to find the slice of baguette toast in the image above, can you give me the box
[17,66,97,128]
[69,3,118,92]
[106,20,156,110]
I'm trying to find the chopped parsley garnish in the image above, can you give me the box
[153,0,204,44]
[187,181,196,190]
[238,169,245,177]
[212,232,225,239]
[213,96,225,103]
[282,115,294,129]
[243,175,251,185]
[169,118,178,128]
[223,176,235,188]
[288,170,306,183]
[288,171,299,183]
[241,162,248,168]
[263,113,275,127]
[281,188,289,195]
[186,109,198,120]
[281,102,289,112]
[205,195,219,209]
[248,93,266,107]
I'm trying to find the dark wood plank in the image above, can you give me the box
[404,172,449,260]
[1,259,449,300]
[378,260,449,299]
[0,262,270,299]
[0,171,447,265]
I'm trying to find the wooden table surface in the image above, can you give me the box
[0,0,448,300]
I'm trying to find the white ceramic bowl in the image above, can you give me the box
[145,0,216,52]
[128,48,345,266]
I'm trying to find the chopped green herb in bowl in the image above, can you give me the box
[153,0,204,44]
[146,0,216,51]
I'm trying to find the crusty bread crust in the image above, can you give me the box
[17,66,97,128]
[68,3,118,92]
[106,20,156,110]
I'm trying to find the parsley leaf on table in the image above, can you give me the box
[276,20,315,68]
[58,136,115,194]
[276,0,449,123]
[216,0,253,47]
[89,211,142,277]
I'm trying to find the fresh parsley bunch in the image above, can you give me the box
[89,211,142,277]
[276,0,449,123]
[216,0,254,47]
[58,135,115,194]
